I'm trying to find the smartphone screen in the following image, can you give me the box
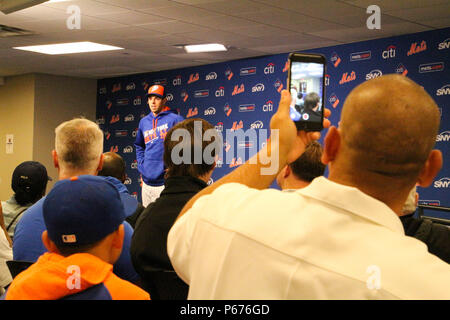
[288,53,326,131]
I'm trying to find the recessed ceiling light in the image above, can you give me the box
[13,41,124,55]
[184,43,227,53]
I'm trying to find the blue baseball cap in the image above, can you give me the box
[43,175,126,247]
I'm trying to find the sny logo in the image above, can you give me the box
[124,114,135,122]
[96,116,105,125]
[382,45,396,59]
[434,177,450,188]
[252,83,265,93]
[123,146,133,153]
[206,72,217,80]
[438,38,450,50]
[436,131,450,142]
[436,84,450,96]
[250,120,264,129]
[339,71,356,84]
[264,63,275,74]
[126,82,136,91]
[204,107,216,116]
[232,84,245,96]
[407,40,427,56]
[124,177,132,185]
[99,86,106,94]
[365,69,382,81]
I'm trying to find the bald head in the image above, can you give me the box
[338,74,440,179]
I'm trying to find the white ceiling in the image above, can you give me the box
[0,0,449,79]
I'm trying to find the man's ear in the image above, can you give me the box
[284,165,291,178]
[96,153,105,173]
[417,149,443,188]
[162,97,168,105]
[52,150,59,169]
[322,126,340,165]
[112,224,125,250]
[42,230,59,254]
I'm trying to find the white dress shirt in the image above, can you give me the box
[168,177,450,299]
[0,229,12,292]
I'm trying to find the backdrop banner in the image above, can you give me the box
[97,27,450,218]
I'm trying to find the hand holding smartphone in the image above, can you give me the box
[287,53,326,132]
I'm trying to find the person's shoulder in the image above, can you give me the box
[16,197,45,225]
[104,273,150,300]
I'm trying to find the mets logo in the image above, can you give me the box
[110,145,118,153]
[186,107,199,118]
[110,114,120,124]
[187,73,199,84]
[407,40,427,56]
[339,71,356,84]
[232,84,245,96]
[328,94,340,108]
[230,120,244,132]
[330,52,341,67]
[229,157,243,168]
[224,103,232,117]
[436,84,450,96]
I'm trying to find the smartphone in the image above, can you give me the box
[287,53,326,131]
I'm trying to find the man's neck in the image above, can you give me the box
[282,177,310,190]
[58,168,97,180]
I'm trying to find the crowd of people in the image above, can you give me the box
[0,74,449,300]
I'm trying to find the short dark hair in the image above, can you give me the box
[289,141,325,182]
[98,152,126,183]
[164,118,217,179]
[303,92,320,111]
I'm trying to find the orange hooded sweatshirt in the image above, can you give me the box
[4,252,150,300]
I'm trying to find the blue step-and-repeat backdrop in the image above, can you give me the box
[97,27,450,218]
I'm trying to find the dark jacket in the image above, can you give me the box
[130,175,207,299]
[400,214,450,264]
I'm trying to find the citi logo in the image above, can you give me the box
[436,131,450,142]
[330,52,341,67]
[230,120,243,132]
[124,114,135,122]
[225,68,233,80]
[124,177,132,185]
[133,97,142,106]
[250,120,264,129]
[339,71,356,84]
[252,83,265,93]
[215,122,223,132]
[123,145,134,153]
[263,100,273,112]
[215,86,225,97]
[173,76,182,86]
[99,86,106,94]
[382,45,396,59]
[325,75,330,86]
[438,38,450,50]
[187,73,199,84]
[232,84,245,96]
[186,107,199,118]
[166,93,174,101]
[365,69,383,81]
[204,107,216,116]
[434,177,450,188]
[131,160,138,170]
[437,84,450,96]
[407,40,426,56]
[126,82,136,91]
[206,72,217,80]
[264,63,275,74]
[132,128,138,138]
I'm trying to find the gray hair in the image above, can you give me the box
[55,118,104,172]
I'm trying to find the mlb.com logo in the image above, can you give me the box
[329,93,340,108]
[330,52,341,67]
[264,63,275,74]
[436,131,450,142]
[250,120,264,129]
[205,72,217,80]
[204,107,216,116]
[252,83,265,93]
[350,50,371,61]
[365,69,382,81]
[434,177,450,188]
[274,79,283,93]
[438,38,450,50]
[437,84,450,96]
[194,89,209,98]
[239,104,255,112]
[395,63,408,76]
[240,67,257,76]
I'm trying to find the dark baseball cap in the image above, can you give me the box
[146,84,166,99]
[12,161,52,195]
[43,175,126,247]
